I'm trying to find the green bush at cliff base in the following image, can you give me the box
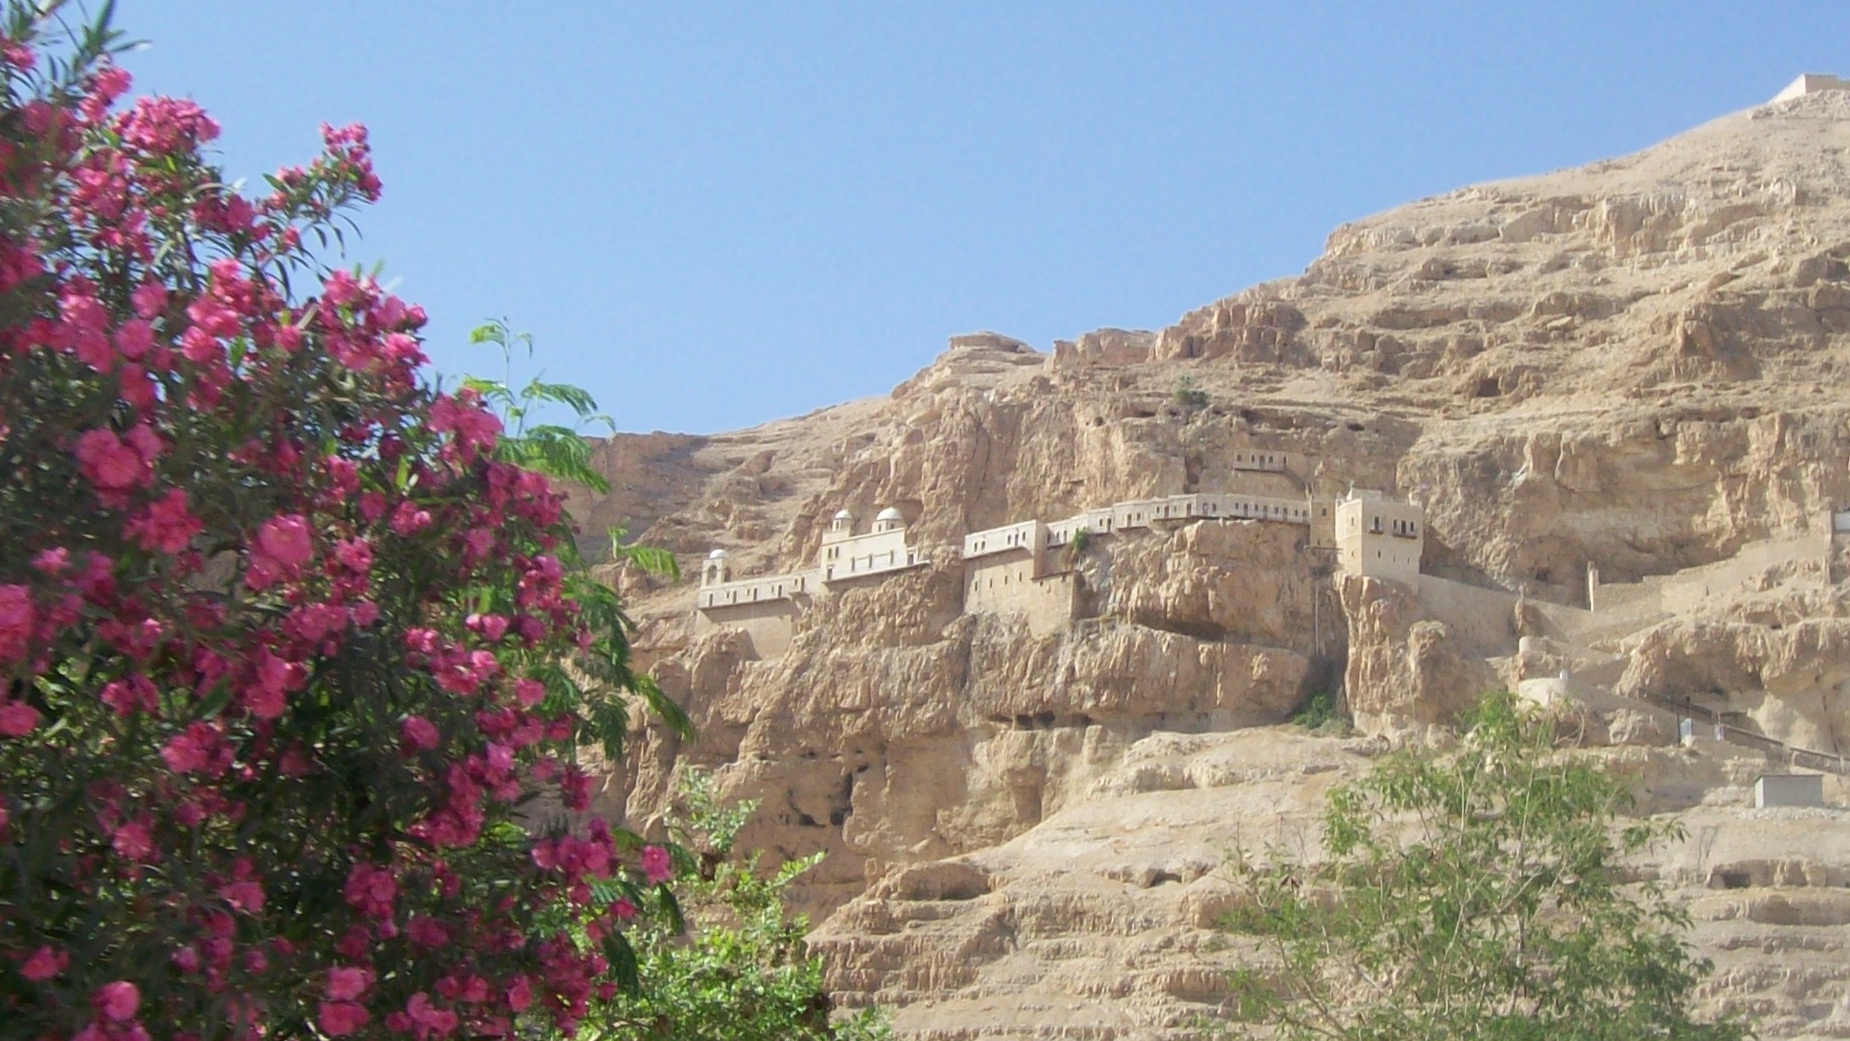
[572,770,890,1041]
[1217,691,1751,1041]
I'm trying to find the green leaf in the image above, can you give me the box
[603,931,641,995]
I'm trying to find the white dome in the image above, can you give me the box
[707,548,728,560]
[875,507,904,522]
[833,509,854,520]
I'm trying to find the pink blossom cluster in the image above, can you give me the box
[0,13,675,1041]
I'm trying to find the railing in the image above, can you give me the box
[1647,692,1850,777]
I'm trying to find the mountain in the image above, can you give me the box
[573,86,1850,1040]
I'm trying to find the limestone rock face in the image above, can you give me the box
[1336,574,1497,734]
[578,91,1850,1038]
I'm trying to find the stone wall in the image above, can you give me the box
[965,554,1077,637]
[692,600,800,659]
[1415,575,1520,657]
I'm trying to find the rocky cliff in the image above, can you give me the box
[579,89,1850,1038]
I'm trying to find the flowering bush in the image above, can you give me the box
[0,5,685,1039]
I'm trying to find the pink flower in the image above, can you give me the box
[100,675,158,716]
[402,992,458,1040]
[220,880,265,913]
[131,282,166,320]
[513,679,546,707]
[390,501,432,536]
[114,318,153,360]
[334,537,372,574]
[74,426,156,496]
[0,584,34,663]
[0,699,40,738]
[317,1001,370,1037]
[160,722,227,776]
[429,392,501,459]
[611,897,637,921]
[20,945,69,981]
[94,980,139,1022]
[641,845,673,885]
[466,613,508,642]
[560,766,593,812]
[505,977,533,1012]
[125,488,202,554]
[110,816,156,862]
[343,862,396,920]
[327,966,374,1001]
[256,513,312,566]
[62,291,113,372]
[406,916,450,949]
[240,647,304,720]
[401,715,439,751]
[246,513,312,590]
[31,548,68,574]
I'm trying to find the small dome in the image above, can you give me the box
[707,548,728,560]
[875,507,904,523]
[833,509,854,520]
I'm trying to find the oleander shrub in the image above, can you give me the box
[0,5,684,1039]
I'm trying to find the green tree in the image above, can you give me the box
[575,770,889,1041]
[1219,692,1749,1041]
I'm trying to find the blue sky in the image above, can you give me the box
[117,2,1848,434]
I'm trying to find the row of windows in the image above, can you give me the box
[1351,514,1422,539]
[701,577,803,608]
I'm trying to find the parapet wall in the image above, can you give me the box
[694,599,800,659]
[1416,576,1518,656]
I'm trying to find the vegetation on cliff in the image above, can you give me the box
[1223,693,1748,1041]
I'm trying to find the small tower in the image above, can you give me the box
[700,548,730,588]
[872,506,906,534]
[824,509,855,543]
[1334,490,1423,589]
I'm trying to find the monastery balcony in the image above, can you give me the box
[1230,450,1291,472]
[697,570,814,611]
[824,549,928,584]
[963,520,1046,560]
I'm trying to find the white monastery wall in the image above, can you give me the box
[697,570,813,609]
[964,520,1047,563]
[694,600,800,659]
[823,529,914,582]
[964,555,1076,636]
[1335,494,1423,589]
[1773,73,1850,103]
[698,480,1427,657]
[1230,448,1293,473]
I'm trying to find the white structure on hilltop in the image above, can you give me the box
[1773,74,1850,103]
[1754,774,1825,809]
[695,470,1428,654]
[695,505,930,656]
[959,490,1338,634]
[822,507,925,583]
[1335,490,1424,590]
